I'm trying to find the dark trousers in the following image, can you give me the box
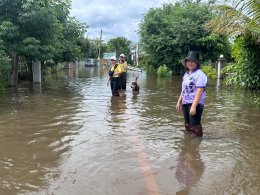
[182,104,204,126]
[120,72,127,90]
[110,77,120,95]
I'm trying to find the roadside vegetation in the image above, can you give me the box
[0,0,259,91]
[157,64,172,77]
[0,0,133,88]
[138,0,259,91]
[139,0,231,76]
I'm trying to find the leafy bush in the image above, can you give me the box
[0,50,11,88]
[222,36,260,90]
[221,63,238,86]
[201,65,217,79]
[139,54,155,72]
[157,64,172,77]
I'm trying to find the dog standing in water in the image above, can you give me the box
[131,77,140,93]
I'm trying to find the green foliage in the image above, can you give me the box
[0,48,11,88]
[221,63,238,86]
[207,1,260,42]
[222,35,260,90]
[76,36,92,59]
[206,1,260,90]
[0,21,19,39]
[0,0,87,86]
[107,37,132,58]
[20,37,41,58]
[139,53,154,71]
[87,38,108,59]
[0,0,87,62]
[60,16,87,62]
[139,1,231,74]
[157,64,172,77]
[201,64,217,79]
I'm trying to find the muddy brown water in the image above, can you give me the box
[0,66,260,195]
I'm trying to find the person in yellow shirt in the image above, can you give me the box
[109,56,122,96]
[118,53,127,93]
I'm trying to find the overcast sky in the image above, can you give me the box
[70,0,173,43]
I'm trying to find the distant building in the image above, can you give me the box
[103,52,116,66]
[85,58,96,66]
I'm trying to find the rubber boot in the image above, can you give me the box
[184,123,192,131]
[191,124,203,136]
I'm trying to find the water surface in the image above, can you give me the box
[0,66,259,195]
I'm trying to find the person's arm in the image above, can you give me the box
[176,93,182,112]
[124,61,127,71]
[190,88,204,115]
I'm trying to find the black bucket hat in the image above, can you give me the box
[181,51,200,67]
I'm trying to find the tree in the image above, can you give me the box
[76,36,91,59]
[207,0,260,90]
[0,0,87,85]
[0,39,11,88]
[57,16,87,63]
[107,37,132,58]
[206,1,260,41]
[138,1,231,74]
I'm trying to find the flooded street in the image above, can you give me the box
[0,66,260,195]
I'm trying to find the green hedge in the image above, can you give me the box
[157,64,172,77]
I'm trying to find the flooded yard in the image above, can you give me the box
[0,66,260,195]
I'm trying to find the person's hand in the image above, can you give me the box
[176,101,182,112]
[190,106,196,115]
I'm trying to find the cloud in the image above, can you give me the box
[70,0,172,42]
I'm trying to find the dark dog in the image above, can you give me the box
[131,77,140,92]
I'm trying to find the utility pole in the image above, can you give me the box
[98,29,102,66]
[136,42,139,67]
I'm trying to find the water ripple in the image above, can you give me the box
[0,69,260,194]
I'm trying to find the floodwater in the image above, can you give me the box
[0,66,260,195]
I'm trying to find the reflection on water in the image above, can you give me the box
[108,96,127,130]
[0,66,260,195]
[32,83,42,95]
[175,133,204,194]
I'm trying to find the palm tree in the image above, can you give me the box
[206,0,260,90]
[207,0,260,42]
